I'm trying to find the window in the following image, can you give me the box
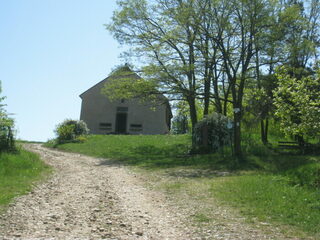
[130,124,142,128]
[129,124,143,132]
[99,123,112,131]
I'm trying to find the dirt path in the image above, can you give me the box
[0,144,308,240]
[0,144,189,240]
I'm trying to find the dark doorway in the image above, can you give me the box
[115,113,127,134]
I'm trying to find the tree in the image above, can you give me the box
[273,66,320,143]
[243,74,277,144]
[246,0,320,144]
[107,0,204,130]
[280,0,320,71]
[101,65,159,104]
[204,0,274,157]
[0,82,14,151]
[108,0,277,158]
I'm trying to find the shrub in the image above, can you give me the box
[286,163,320,189]
[56,124,75,142]
[0,124,14,152]
[0,82,15,152]
[55,119,89,143]
[274,66,320,140]
[192,113,232,153]
[75,135,87,143]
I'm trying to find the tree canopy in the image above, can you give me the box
[274,66,320,140]
[107,0,320,158]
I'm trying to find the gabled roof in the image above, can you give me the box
[79,65,140,99]
[79,66,172,117]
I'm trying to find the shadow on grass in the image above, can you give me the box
[257,151,319,173]
[97,143,240,177]
[165,169,234,178]
[56,134,320,180]
[97,143,319,172]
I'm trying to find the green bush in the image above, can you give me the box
[0,83,15,152]
[55,119,89,143]
[57,124,75,142]
[192,113,232,153]
[286,163,320,189]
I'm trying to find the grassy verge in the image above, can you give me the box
[45,134,235,170]
[211,175,320,233]
[46,134,320,237]
[0,148,51,212]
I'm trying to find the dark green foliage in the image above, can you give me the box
[192,113,232,153]
[0,82,15,152]
[55,119,89,143]
[0,124,14,152]
[286,163,320,189]
[172,115,188,134]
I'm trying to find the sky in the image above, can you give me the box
[0,0,124,142]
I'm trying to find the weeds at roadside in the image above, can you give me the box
[0,148,51,211]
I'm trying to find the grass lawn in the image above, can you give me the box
[211,175,320,233]
[0,148,51,212]
[46,134,320,238]
[46,134,235,170]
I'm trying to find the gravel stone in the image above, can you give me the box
[0,144,309,240]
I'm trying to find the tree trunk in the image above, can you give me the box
[188,96,198,133]
[213,78,222,114]
[233,110,242,159]
[260,120,267,144]
[203,76,210,116]
[265,118,269,143]
[260,119,269,145]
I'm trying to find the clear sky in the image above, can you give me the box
[0,0,124,142]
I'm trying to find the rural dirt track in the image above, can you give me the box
[0,144,306,240]
[0,144,190,240]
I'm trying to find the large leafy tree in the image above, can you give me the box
[204,0,274,157]
[106,0,319,158]
[107,0,275,158]
[274,66,320,142]
[247,0,320,144]
[107,0,203,129]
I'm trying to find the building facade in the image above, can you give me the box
[79,67,172,135]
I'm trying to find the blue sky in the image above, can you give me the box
[0,0,124,141]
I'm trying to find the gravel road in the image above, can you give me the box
[0,144,312,240]
[0,144,190,240]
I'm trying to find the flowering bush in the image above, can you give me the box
[274,67,320,139]
[192,113,232,153]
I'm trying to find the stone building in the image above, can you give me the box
[79,66,172,134]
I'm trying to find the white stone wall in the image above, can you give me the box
[80,79,170,135]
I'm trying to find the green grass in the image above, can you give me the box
[193,213,211,223]
[211,175,320,234]
[46,134,320,237]
[45,134,235,170]
[0,148,51,211]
